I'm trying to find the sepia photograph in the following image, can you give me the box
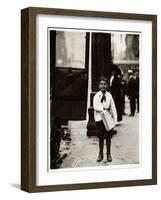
[21,7,157,192]
[49,29,140,170]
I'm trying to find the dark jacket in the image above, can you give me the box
[110,75,122,122]
[128,76,137,98]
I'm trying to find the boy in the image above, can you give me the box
[93,76,117,162]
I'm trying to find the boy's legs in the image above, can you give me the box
[106,137,112,162]
[97,138,104,162]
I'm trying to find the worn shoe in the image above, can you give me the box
[97,154,103,162]
[107,154,112,162]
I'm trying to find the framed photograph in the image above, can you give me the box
[21,7,157,192]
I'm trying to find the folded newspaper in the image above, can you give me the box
[100,110,116,131]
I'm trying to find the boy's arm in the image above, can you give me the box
[93,95,104,112]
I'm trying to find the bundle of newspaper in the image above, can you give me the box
[100,110,116,131]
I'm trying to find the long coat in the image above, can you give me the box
[128,76,137,99]
[110,75,123,122]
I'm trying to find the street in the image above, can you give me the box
[59,101,139,169]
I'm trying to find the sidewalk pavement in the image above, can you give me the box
[59,102,139,169]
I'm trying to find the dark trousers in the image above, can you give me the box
[96,121,112,155]
[113,96,122,122]
[130,96,136,115]
[136,94,139,112]
[98,138,111,155]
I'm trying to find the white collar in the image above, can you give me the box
[98,91,109,96]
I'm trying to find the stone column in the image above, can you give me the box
[87,32,112,136]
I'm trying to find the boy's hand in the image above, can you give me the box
[103,107,110,111]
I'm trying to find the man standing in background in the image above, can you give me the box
[128,70,137,116]
[110,65,123,124]
[134,70,139,113]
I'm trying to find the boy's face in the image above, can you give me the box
[98,80,108,93]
